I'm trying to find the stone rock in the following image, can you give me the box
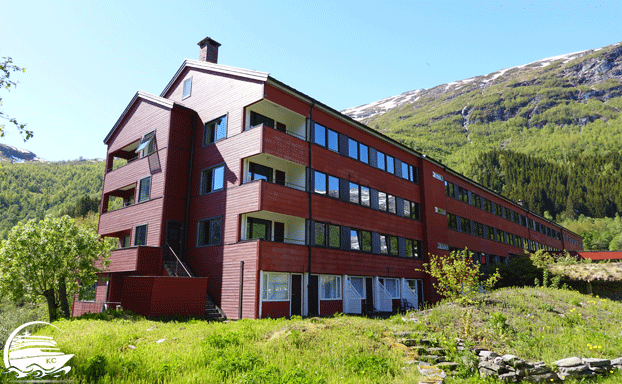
[582,358,611,368]
[526,365,551,375]
[419,338,433,346]
[553,357,582,367]
[588,366,611,374]
[410,346,428,355]
[610,357,622,366]
[393,331,417,338]
[479,367,496,377]
[426,347,447,356]
[479,350,499,361]
[127,345,136,349]
[419,355,445,363]
[401,338,419,347]
[156,338,166,343]
[480,360,509,374]
[558,364,591,377]
[502,354,526,368]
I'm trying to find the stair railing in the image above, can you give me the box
[164,243,192,277]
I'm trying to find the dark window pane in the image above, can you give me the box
[360,144,369,163]
[404,200,411,218]
[412,202,420,220]
[205,115,227,145]
[314,171,326,194]
[350,229,360,250]
[329,225,340,248]
[314,123,326,146]
[328,129,338,151]
[348,139,358,159]
[389,236,398,255]
[138,177,151,202]
[405,239,414,258]
[248,218,271,240]
[248,162,273,182]
[314,222,326,246]
[379,235,388,254]
[209,218,222,245]
[250,111,274,128]
[328,175,339,198]
[360,186,370,207]
[135,225,147,246]
[361,231,372,251]
[377,152,385,171]
[349,182,359,204]
[386,156,394,174]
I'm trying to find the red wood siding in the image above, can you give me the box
[261,301,290,319]
[259,241,308,273]
[163,67,264,139]
[99,198,164,247]
[121,276,208,317]
[98,247,163,275]
[260,181,309,218]
[219,242,260,319]
[320,300,342,316]
[262,125,309,166]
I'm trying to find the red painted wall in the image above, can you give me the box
[320,300,342,316]
[261,301,290,318]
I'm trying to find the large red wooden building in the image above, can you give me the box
[73,38,583,319]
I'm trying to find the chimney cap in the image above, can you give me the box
[198,37,221,48]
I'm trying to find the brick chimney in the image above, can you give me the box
[198,37,221,64]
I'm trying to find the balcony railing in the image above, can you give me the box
[248,123,306,141]
[241,237,306,246]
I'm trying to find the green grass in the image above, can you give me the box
[1,288,621,383]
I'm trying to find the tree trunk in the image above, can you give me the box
[58,277,71,318]
[43,289,58,322]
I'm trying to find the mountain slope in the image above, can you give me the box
[0,143,45,162]
[342,42,622,173]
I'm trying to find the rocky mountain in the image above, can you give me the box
[342,42,622,173]
[0,143,44,162]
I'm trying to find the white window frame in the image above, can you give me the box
[320,275,342,300]
[261,272,290,302]
[182,77,192,99]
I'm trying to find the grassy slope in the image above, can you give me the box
[2,287,621,383]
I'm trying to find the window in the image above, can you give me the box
[359,144,369,164]
[349,182,360,204]
[138,177,151,202]
[201,165,225,194]
[247,217,271,241]
[461,218,471,234]
[475,222,484,237]
[350,229,360,250]
[473,194,481,208]
[386,156,395,174]
[379,234,389,254]
[198,217,222,246]
[361,231,372,252]
[348,139,358,159]
[377,151,386,171]
[120,234,130,248]
[262,272,289,301]
[445,181,455,197]
[388,195,396,214]
[484,199,492,213]
[487,227,495,241]
[447,213,457,230]
[328,176,339,198]
[320,275,342,300]
[78,282,97,301]
[328,225,340,248]
[361,186,370,207]
[350,277,365,298]
[314,123,326,146]
[250,111,274,129]
[182,78,192,99]
[388,236,398,256]
[378,192,387,211]
[134,224,147,246]
[381,278,399,299]
[405,239,423,259]
[458,187,468,203]
[404,200,411,218]
[136,131,156,157]
[327,129,338,152]
[410,165,417,183]
[401,162,409,180]
[314,171,326,194]
[411,202,421,220]
[314,222,326,246]
[248,162,273,183]
[204,115,227,145]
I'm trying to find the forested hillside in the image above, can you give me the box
[0,160,102,238]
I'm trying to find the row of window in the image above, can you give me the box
[447,213,559,252]
[261,272,423,302]
[313,122,418,183]
[445,181,562,240]
[313,170,421,220]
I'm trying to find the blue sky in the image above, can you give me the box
[1,1,621,161]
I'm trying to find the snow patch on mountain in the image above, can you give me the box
[0,144,45,162]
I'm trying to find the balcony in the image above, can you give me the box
[245,100,307,140]
[243,154,307,191]
[241,211,306,246]
[97,246,163,274]
[99,197,163,237]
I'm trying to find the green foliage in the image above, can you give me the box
[0,160,104,238]
[562,214,622,251]
[1,55,31,140]
[419,248,501,304]
[0,215,113,321]
[84,354,108,382]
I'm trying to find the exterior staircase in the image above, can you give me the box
[163,243,226,320]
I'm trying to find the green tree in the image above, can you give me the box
[419,248,500,304]
[0,216,112,321]
[1,56,31,140]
